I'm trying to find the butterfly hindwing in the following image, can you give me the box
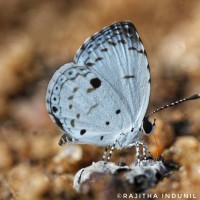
[46,63,132,146]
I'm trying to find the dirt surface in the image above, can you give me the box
[0,1,200,200]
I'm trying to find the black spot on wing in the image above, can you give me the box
[87,88,95,93]
[55,86,60,91]
[86,62,95,67]
[68,95,74,100]
[52,106,58,113]
[139,49,144,54]
[123,75,135,79]
[108,41,116,46]
[131,128,134,132]
[87,43,94,49]
[80,44,86,51]
[80,129,86,135]
[128,46,144,54]
[68,71,73,75]
[118,39,126,44]
[76,113,80,119]
[101,48,108,52]
[71,119,75,127]
[90,78,101,88]
[124,26,132,35]
[128,47,137,51]
[116,109,121,114]
[87,103,98,114]
[95,57,103,62]
[73,87,79,93]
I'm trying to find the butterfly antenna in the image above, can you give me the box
[147,93,200,118]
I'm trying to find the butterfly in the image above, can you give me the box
[46,21,200,162]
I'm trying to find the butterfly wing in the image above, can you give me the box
[74,21,150,130]
[46,63,132,146]
[46,21,150,147]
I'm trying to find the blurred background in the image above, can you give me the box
[0,0,200,199]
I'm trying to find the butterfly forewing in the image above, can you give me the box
[74,21,150,129]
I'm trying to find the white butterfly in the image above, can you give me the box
[46,21,200,162]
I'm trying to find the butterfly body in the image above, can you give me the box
[46,21,150,150]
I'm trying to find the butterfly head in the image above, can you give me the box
[142,117,156,135]
[142,94,200,135]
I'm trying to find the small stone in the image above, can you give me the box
[73,159,168,193]
[8,163,50,200]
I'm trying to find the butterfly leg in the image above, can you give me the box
[128,142,141,164]
[102,147,108,161]
[142,143,147,160]
[137,141,153,160]
[128,141,152,164]
[138,141,148,161]
[106,142,116,162]
[135,141,141,164]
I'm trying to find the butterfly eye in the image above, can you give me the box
[142,117,156,135]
